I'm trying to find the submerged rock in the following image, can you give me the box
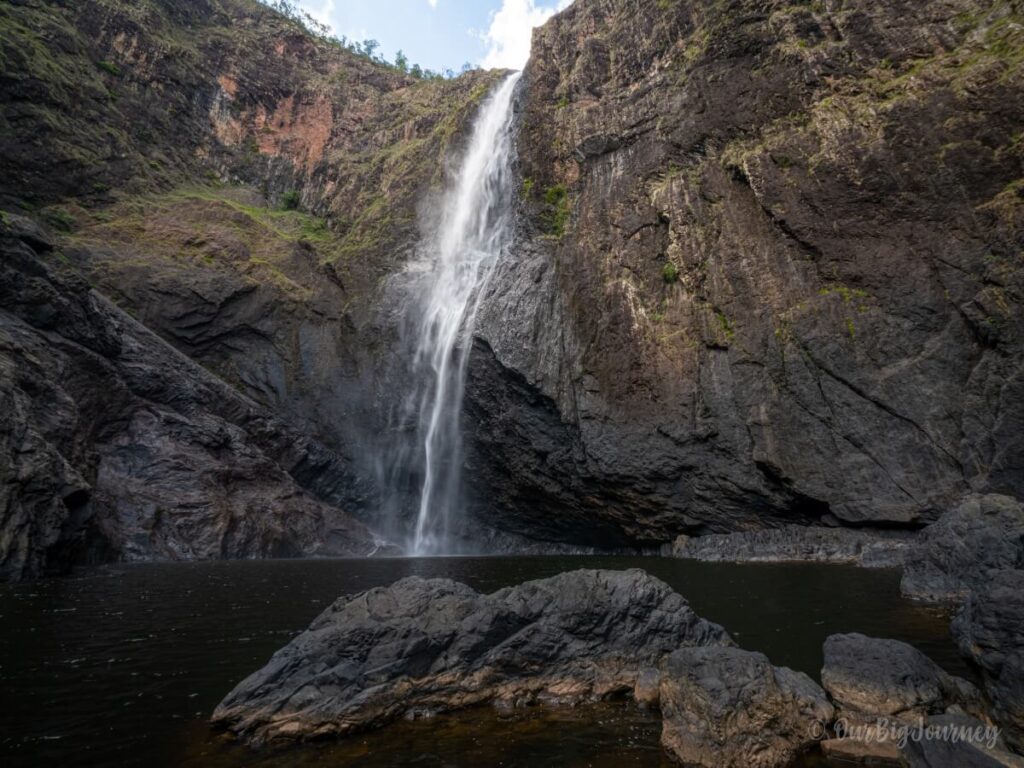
[212,569,732,743]
[901,494,1024,603]
[659,646,833,768]
[952,570,1024,753]
[672,526,911,567]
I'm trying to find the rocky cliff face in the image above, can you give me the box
[0,214,387,580]
[0,0,498,576]
[2,0,1022,571]
[2,0,501,470]
[469,0,1024,545]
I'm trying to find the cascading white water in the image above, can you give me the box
[406,72,521,555]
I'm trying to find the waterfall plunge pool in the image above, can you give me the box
[0,556,963,767]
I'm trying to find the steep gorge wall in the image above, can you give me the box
[0,0,499,576]
[0,215,388,580]
[468,0,1024,545]
[2,0,501,452]
[3,0,1023,570]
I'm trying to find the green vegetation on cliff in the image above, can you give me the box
[67,185,338,297]
[2,0,504,309]
[541,184,570,238]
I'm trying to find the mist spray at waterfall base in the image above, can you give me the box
[386,72,521,555]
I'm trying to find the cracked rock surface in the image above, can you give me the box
[468,0,1024,546]
[0,216,381,580]
[953,569,1024,753]
[659,645,833,768]
[212,569,732,743]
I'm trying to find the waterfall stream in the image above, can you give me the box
[402,72,521,555]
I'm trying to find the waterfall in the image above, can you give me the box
[402,72,521,555]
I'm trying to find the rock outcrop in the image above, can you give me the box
[820,632,984,762]
[901,494,1024,603]
[822,633,980,721]
[212,569,732,743]
[0,213,382,580]
[672,526,911,567]
[659,646,833,768]
[952,569,1024,753]
[887,494,1024,755]
[468,0,1024,546]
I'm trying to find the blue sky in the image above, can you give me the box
[294,0,573,73]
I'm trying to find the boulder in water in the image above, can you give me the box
[820,633,983,762]
[821,633,981,722]
[901,494,1024,603]
[212,568,732,743]
[658,646,833,768]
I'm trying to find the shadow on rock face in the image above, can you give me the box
[211,568,733,743]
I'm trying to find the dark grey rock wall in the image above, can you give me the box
[466,0,1024,547]
[0,217,381,580]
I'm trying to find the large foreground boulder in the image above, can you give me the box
[212,569,732,743]
[901,494,1024,603]
[659,646,833,768]
[953,570,1024,753]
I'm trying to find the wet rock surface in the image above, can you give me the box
[659,645,833,768]
[0,216,382,580]
[672,526,911,567]
[952,569,1024,753]
[901,494,1024,603]
[212,569,732,743]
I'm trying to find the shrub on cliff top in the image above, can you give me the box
[256,0,468,79]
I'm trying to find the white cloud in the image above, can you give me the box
[478,0,572,70]
[428,0,438,8]
[303,0,337,34]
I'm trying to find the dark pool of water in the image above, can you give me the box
[0,556,962,767]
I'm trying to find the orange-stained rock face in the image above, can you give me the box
[209,75,334,173]
[209,82,244,147]
[255,95,334,172]
[217,74,239,99]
